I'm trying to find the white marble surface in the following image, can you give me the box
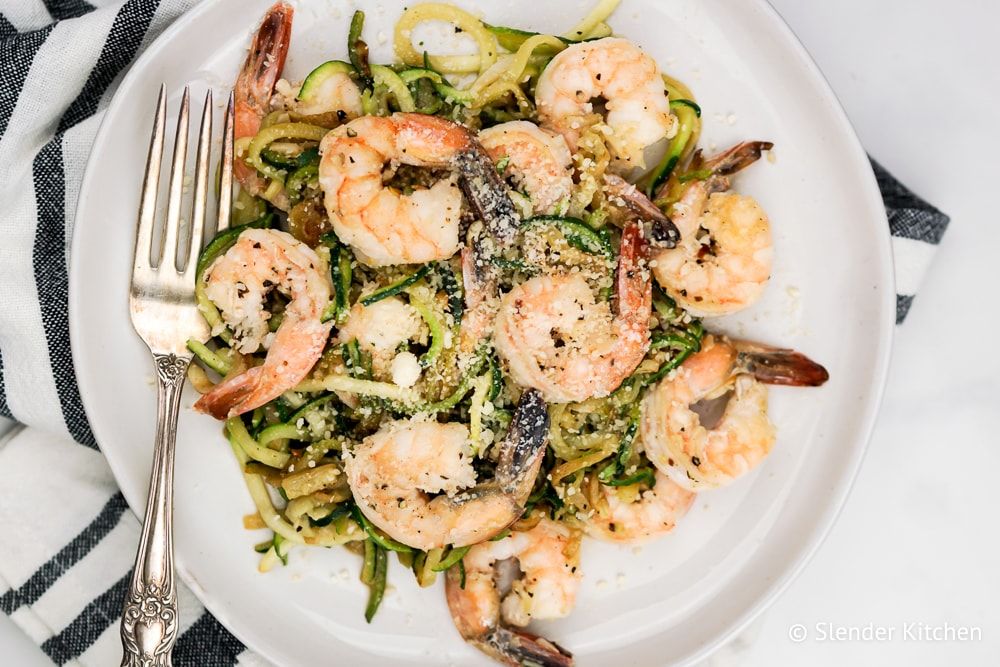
[722,0,1000,664]
[2,0,998,664]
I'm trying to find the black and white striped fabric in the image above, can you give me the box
[870,159,950,323]
[0,2,262,664]
[0,2,950,665]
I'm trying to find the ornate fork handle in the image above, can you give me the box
[121,352,190,667]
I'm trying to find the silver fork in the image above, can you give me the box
[121,85,234,667]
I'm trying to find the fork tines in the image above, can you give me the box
[132,85,235,283]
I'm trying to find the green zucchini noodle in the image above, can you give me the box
[394,3,499,74]
[190,0,723,627]
[468,34,567,108]
[562,0,622,40]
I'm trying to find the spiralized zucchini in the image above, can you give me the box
[394,3,499,73]
[469,34,566,107]
[246,123,328,182]
[194,0,712,625]
[294,374,422,404]
[562,0,622,40]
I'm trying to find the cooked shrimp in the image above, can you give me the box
[603,173,680,249]
[445,518,578,667]
[478,121,574,215]
[652,141,775,317]
[233,2,294,206]
[585,470,694,543]
[274,70,363,122]
[494,222,651,403]
[536,38,675,169]
[194,229,333,419]
[319,112,519,266]
[345,390,549,550]
[336,297,425,380]
[641,335,829,490]
[458,243,502,357]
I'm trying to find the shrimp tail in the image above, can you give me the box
[478,628,574,667]
[698,140,774,176]
[456,157,514,354]
[454,144,521,247]
[194,366,264,420]
[496,389,549,500]
[234,2,293,203]
[734,342,830,387]
[236,2,293,135]
[615,221,654,325]
[462,237,501,306]
[445,568,574,667]
[686,140,774,195]
[459,244,500,355]
[603,174,680,249]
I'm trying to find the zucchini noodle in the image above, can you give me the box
[583,21,613,39]
[398,68,474,106]
[639,77,703,199]
[294,374,422,404]
[663,76,702,165]
[261,179,285,204]
[230,187,266,226]
[227,417,291,469]
[229,438,363,547]
[407,291,445,367]
[549,444,617,485]
[569,117,612,215]
[469,34,566,107]
[246,123,327,182]
[663,73,696,104]
[194,285,228,340]
[414,548,445,586]
[467,372,492,454]
[371,64,417,112]
[234,136,253,161]
[394,3,499,74]
[227,436,303,541]
[186,364,214,394]
[258,423,301,448]
[260,110,291,129]
[562,0,622,40]
[186,339,231,375]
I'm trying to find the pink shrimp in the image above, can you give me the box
[194,229,332,419]
[233,2,293,206]
[493,221,652,403]
[445,518,578,667]
[584,470,695,543]
[318,113,520,266]
[478,120,574,215]
[641,335,829,490]
[652,142,775,317]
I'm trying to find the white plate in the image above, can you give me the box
[69,0,894,664]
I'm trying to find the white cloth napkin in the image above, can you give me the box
[0,426,265,665]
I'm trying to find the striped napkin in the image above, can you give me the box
[0,1,950,665]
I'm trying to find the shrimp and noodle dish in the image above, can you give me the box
[187,1,830,663]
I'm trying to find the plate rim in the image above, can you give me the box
[68,0,896,664]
